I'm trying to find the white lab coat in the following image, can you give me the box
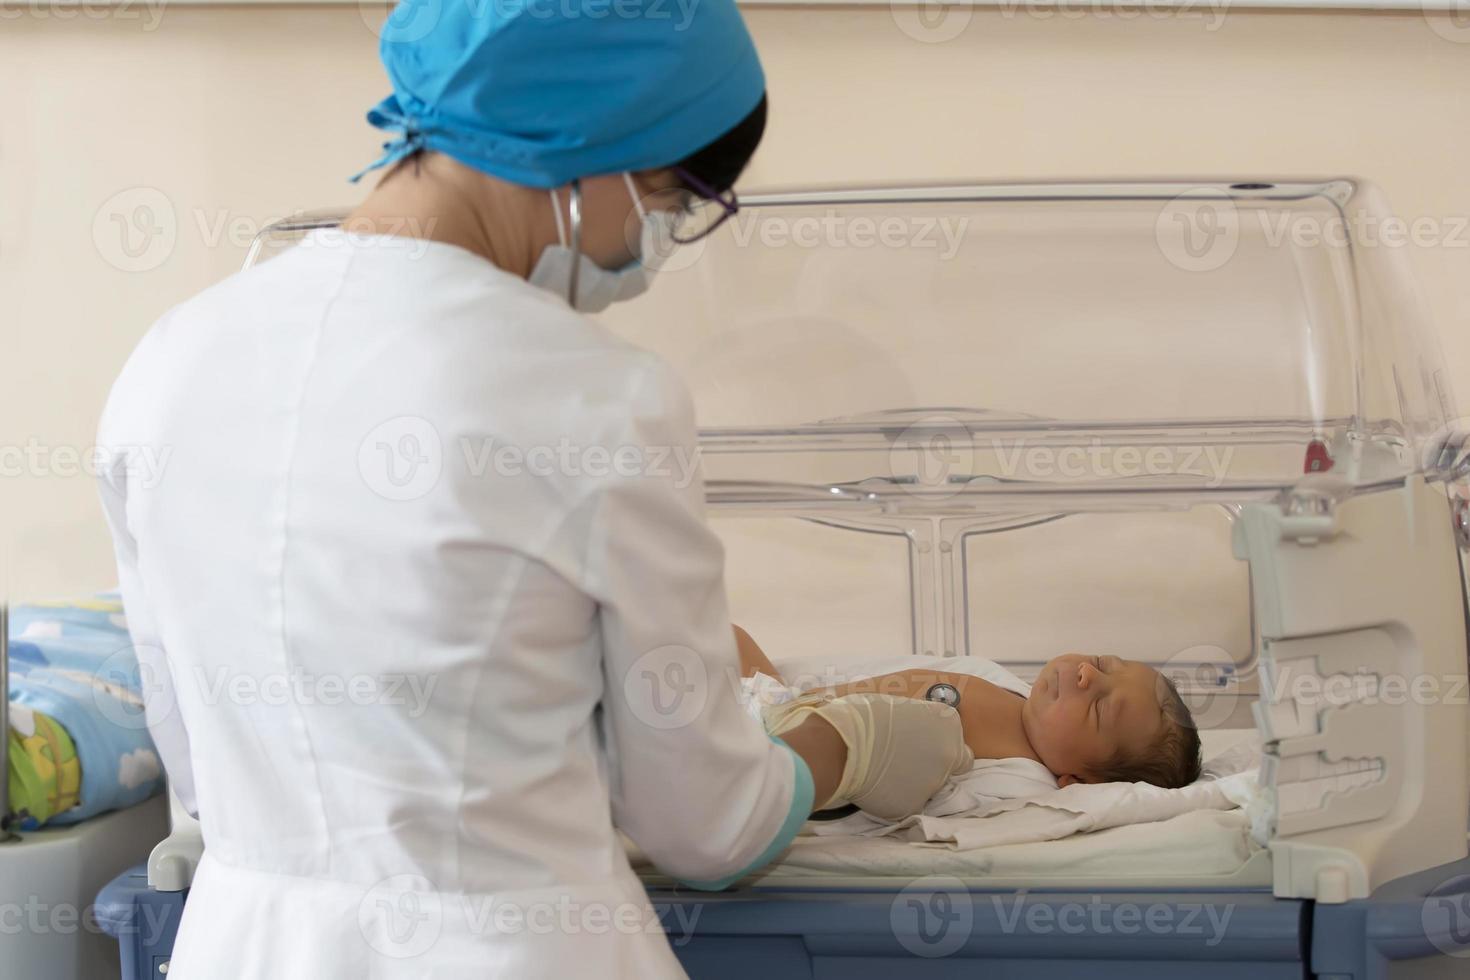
[96,230,808,978]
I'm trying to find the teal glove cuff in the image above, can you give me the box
[675,736,814,892]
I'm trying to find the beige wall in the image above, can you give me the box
[5,3,1470,597]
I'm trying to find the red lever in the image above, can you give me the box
[1304,439,1334,473]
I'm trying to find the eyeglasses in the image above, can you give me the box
[667,165,740,244]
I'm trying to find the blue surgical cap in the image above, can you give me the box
[354,0,766,187]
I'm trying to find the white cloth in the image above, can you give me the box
[95,230,805,980]
[769,809,1261,880]
[863,769,1261,850]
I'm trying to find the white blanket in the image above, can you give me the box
[772,808,1260,879]
[810,767,1260,850]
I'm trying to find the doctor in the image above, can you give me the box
[97,1,970,977]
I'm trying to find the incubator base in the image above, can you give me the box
[94,861,187,980]
[646,855,1470,980]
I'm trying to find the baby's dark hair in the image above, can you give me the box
[1093,674,1202,789]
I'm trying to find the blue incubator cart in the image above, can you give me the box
[104,180,1470,978]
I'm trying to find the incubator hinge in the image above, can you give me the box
[1231,500,1330,560]
[1249,478,1350,546]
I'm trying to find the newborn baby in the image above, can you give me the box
[734,626,1202,798]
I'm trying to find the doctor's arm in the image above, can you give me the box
[96,424,200,819]
[588,360,967,886]
[586,360,828,887]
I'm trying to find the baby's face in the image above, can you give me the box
[1021,653,1166,785]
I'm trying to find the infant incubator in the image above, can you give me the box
[116,179,1470,978]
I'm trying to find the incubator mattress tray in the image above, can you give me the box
[632,806,1269,892]
[748,809,1265,890]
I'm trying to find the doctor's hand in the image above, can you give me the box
[766,693,973,821]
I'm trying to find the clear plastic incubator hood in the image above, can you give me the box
[248,179,1470,906]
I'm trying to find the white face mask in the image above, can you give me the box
[528,173,679,314]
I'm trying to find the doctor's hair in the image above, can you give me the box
[674,94,768,194]
[1092,675,1202,790]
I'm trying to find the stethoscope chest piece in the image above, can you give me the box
[924,682,961,708]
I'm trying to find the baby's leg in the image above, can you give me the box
[733,625,785,682]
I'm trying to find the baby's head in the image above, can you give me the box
[1021,653,1201,789]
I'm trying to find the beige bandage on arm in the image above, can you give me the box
[765,693,973,821]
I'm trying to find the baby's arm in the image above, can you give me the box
[734,624,785,682]
[733,628,977,701]
[731,626,978,733]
